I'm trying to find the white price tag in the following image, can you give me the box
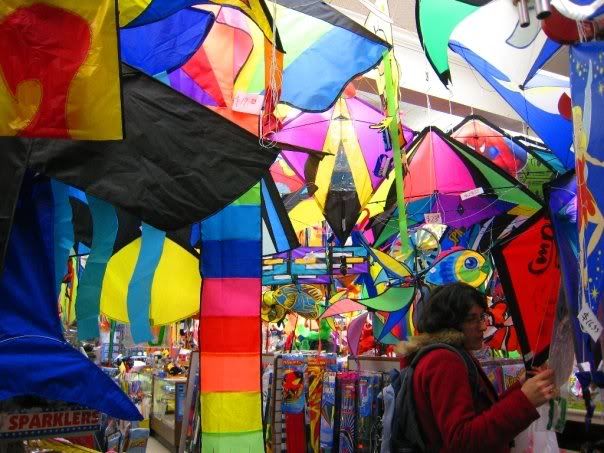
[460,187,484,201]
[424,212,442,224]
[232,92,264,114]
[578,304,603,342]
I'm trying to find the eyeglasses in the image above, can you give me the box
[463,312,489,325]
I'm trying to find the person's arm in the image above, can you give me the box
[417,350,539,451]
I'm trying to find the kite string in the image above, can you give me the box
[259,0,281,149]
[577,19,588,42]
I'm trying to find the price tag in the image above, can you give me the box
[578,304,603,342]
[424,212,442,224]
[460,187,484,200]
[232,92,264,114]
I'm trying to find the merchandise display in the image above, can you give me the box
[0,0,602,451]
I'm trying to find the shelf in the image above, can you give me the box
[566,408,604,426]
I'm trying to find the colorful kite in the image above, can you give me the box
[120,0,390,119]
[415,0,490,85]
[0,0,122,140]
[492,213,561,367]
[570,43,604,343]
[119,0,283,52]
[451,116,558,198]
[272,94,394,243]
[446,0,573,168]
[8,66,278,231]
[424,249,491,288]
[374,128,543,249]
[545,172,597,366]
[45,187,202,341]
[0,173,140,420]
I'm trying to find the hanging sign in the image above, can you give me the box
[232,92,265,115]
[578,304,603,342]
[460,187,484,201]
[424,212,442,224]
[0,407,101,440]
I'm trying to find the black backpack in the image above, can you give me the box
[390,344,480,453]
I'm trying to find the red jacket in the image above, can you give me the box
[412,349,539,452]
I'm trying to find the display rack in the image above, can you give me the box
[178,351,200,453]
[268,353,287,453]
[347,355,401,373]
[151,375,187,452]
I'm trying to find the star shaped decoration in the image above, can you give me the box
[591,287,599,300]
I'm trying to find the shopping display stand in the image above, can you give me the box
[347,355,400,373]
[150,375,187,452]
[264,353,284,453]
[178,351,200,453]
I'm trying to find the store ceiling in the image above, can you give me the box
[326,0,568,134]
[328,0,569,76]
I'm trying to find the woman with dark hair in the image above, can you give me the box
[396,282,555,452]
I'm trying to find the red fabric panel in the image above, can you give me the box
[201,316,260,353]
[0,4,91,138]
[493,215,561,366]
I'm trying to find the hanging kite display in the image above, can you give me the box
[373,128,543,251]
[544,172,597,367]
[120,0,390,122]
[570,42,604,347]
[4,65,278,232]
[492,213,561,367]
[445,0,573,169]
[119,0,283,52]
[415,0,490,85]
[0,0,123,140]
[0,173,140,421]
[273,94,394,243]
[450,115,558,198]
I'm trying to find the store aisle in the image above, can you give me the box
[146,436,171,453]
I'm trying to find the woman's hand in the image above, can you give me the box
[521,369,556,407]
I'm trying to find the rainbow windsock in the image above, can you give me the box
[199,184,263,451]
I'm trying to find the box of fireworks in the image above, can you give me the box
[320,371,337,450]
[306,356,328,453]
[337,372,358,453]
[281,354,307,451]
[281,354,307,414]
[106,431,122,452]
[123,427,149,452]
[356,373,379,452]
[482,364,505,395]
[502,363,526,390]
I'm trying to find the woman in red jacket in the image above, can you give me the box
[396,283,556,452]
